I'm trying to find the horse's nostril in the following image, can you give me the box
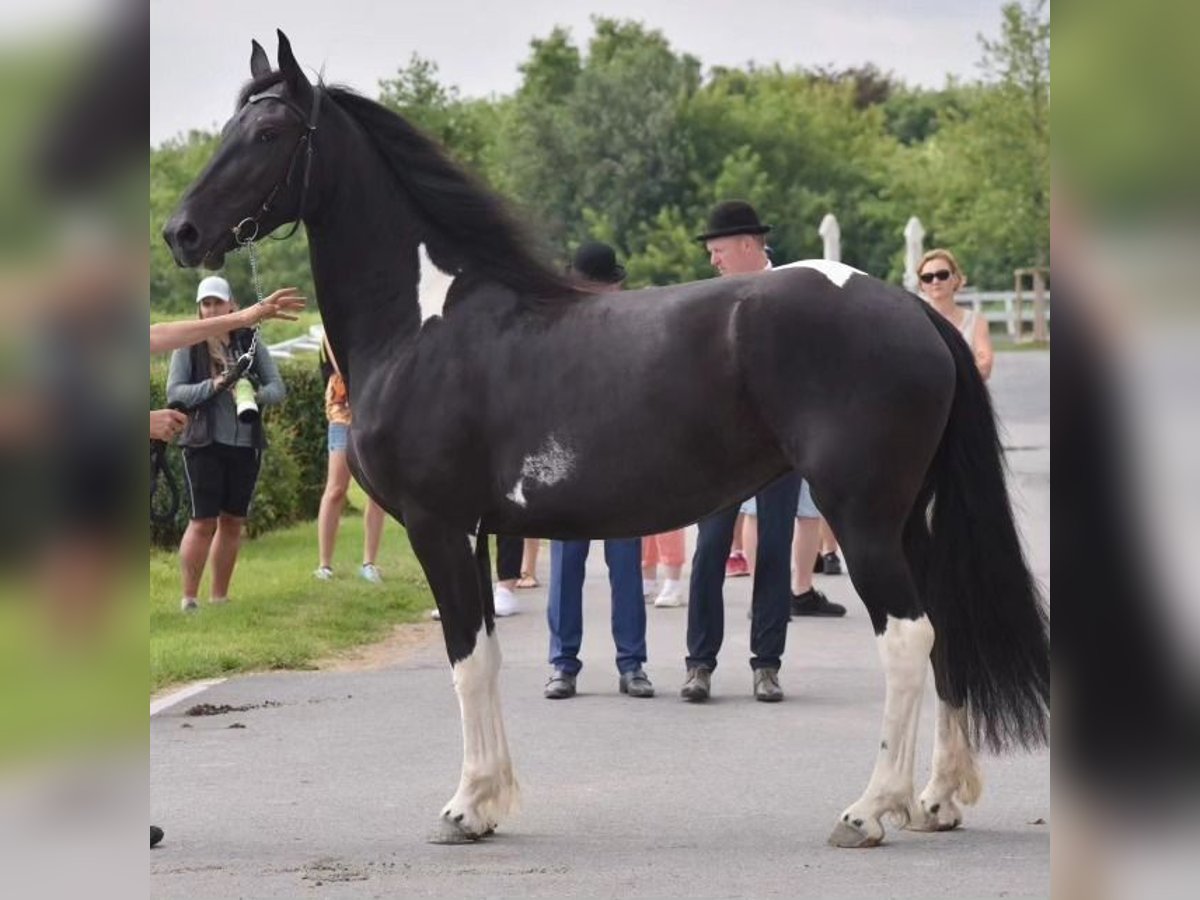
[173,221,200,249]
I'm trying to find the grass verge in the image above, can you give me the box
[150,491,432,693]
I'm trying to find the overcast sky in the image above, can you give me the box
[150,0,1002,146]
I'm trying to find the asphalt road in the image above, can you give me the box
[150,350,1050,899]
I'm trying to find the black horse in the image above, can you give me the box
[163,32,1049,849]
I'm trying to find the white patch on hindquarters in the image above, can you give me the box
[441,625,520,838]
[832,614,935,847]
[505,435,575,508]
[775,258,864,288]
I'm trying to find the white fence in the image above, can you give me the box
[956,290,1051,339]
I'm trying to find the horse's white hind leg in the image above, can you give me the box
[908,699,982,832]
[432,625,520,843]
[830,615,934,848]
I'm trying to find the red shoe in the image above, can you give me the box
[725,551,750,578]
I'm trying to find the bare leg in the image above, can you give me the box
[179,518,217,598]
[363,497,385,565]
[909,699,982,831]
[730,513,745,554]
[520,538,540,578]
[791,517,821,594]
[830,614,934,847]
[743,515,758,575]
[208,514,244,600]
[819,519,840,556]
[317,451,350,568]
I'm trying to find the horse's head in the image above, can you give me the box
[163,30,319,269]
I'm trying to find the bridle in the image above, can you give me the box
[232,84,322,246]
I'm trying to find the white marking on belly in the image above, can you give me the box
[775,258,864,288]
[505,435,575,507]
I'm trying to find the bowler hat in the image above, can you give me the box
[570,241,626,284]
[695,200,772,242]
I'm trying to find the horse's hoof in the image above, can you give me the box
[907,800,963,833]
[828,819,882,848]
[428,817,488,845]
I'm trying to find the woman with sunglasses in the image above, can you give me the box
[917,248,994,380]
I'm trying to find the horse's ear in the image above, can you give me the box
[250,39,270,79]
[276,29,310,93]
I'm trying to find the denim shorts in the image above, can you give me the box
[328,422,350,453]
[739,479,821,519]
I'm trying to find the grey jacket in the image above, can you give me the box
[166,329,285,449]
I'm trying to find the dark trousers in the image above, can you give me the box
[686,472,800,672]
[495,534,523,582]
[547,539,647,676]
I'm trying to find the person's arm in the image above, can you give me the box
[149,287,306,354]
[973,313,994,381]
[165,347,216,409]
[251,345,286,407]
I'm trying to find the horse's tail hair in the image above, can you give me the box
[908,302,1050,753]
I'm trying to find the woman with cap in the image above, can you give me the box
[166,274,286,612]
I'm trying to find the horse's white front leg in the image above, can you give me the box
[909,699,982,832]
[434,625,520,842]
[830,615,934,848]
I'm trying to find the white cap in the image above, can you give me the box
[196,275,232,303]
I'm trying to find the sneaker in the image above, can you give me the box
[642,579,659,603]
[812,552,824,574]
[494,584,520,617]
[429,608,441,621]
[359,562,383,584]
[753,667,784,702]
[151,825,164,848]
[725,551,750,578]
[313,565,334,581]
[821,552,844,576]
[790,588,846,617]
[180,597,199,613]
[680,667,712,702]
[619,667,655,698]
[653,579,685,608]
[543,668,577,699]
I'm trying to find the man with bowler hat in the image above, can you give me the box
[680,201,844,705]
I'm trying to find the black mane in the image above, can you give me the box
[323,86,578,302]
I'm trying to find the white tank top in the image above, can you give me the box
[957,308,977,344]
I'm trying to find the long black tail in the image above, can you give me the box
[907,304,1050,753]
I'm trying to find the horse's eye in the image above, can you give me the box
[257,130,277,144]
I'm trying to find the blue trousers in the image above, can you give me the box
[686,472,800,672]
[547,538,647,676]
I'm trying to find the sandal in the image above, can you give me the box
[514,572,540,589]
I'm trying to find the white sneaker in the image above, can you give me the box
[359,563,383,584]
[180,597,199,613]
[314,566,334,581]
[642,579,659,603]
[653,579,685,608]
[494,584,520,617]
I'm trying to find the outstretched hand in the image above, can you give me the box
[242,287,307,325]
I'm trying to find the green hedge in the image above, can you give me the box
[150,355,327,549]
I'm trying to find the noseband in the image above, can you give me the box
[233,85,323,244]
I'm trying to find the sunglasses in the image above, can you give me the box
[919,269,953,284]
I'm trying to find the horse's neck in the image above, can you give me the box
[305,137,424,378]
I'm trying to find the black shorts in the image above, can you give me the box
[182,444,262,519]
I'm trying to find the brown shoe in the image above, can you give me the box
[753,667,783,702]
